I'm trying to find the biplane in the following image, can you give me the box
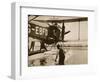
[28,15,88,56]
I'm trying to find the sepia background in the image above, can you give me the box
[28,15,88,66]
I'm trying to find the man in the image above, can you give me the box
[55,44,65,65]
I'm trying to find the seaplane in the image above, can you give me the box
[28,15,87,56]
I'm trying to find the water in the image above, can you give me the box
[65,48,88,64]
[28,47,88,66]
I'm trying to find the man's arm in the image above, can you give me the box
[55,50,59,62]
